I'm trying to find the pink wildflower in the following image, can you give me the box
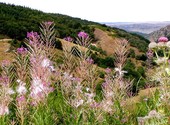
[44,21,53,26]
[17,83,27,95]
[41,58,51,68]
[158,36,168,42]
[64,36,73,42]
[86,58,94,64]
[105,68,111,73]
[146,49,153,58]
[27,31,39,41]
[0,105,9,116]
[1,60,10,67]
[16,95,26,105]
[90,102,101,108]
[78,31,89,39]
[17,47,27,54]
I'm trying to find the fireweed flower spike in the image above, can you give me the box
[27,31,39,40]
[44,21,53,26]
[0,61,14,116]
[27,21,56,105]
[78,31,89,39]
[27,31,39,45]
[17,47,27,55]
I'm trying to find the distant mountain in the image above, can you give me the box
[149,25,170,42]
[104,22,170,34]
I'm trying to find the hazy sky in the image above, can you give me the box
[0,0,170,22]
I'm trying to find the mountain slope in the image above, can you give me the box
[0,2,96,40]
[0,3,149,52]
[149,25,170,42]
[0,3,152,93]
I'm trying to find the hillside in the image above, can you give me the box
[0,2,96,40]
[149,25,170,42]
[0,3,151,93]
[1,3,169,124]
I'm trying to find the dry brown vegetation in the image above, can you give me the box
[0,39,14,62]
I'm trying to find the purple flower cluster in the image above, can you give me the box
[27,31,39,39]
[146,49,153,58]
[86,58,94,64]
[27,31,39,44]
[1,60,10,67]
[158,36,168,42]
[105,68,111,74]
[44,21,53,26]
[64,36,73,42]
[17,47,27,54]
[78,31,89,39]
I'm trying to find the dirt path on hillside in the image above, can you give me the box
[0,39,12,42]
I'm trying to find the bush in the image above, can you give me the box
[91,53,115,68]
[54,39,63,50]
[136,54,147,61]
[90,45,106,55]
[137,66,145,77]
[128,48,135,58]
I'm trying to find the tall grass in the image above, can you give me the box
[0,23,169,125]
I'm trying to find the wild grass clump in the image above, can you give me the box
[0,22,170,125]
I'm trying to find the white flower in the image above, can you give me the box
[30,77,44,95]
[165,68,170,75]
[0,105,9,116]
[16,79,24,84]
[86,87,90,92]
[32,77,42,86]
[63,72,73,79]
[166,41,170,47]
[7,88,15,95]
[148,42,157,49]
[32,84,44,95]
[115,67,127,76]
[75,99,84,108]
[157,42,166,47]
[16,79,21,83]
[148,110,162,118]
[17,84,27,95]
[155,57,168,65]
[41,58,50,68]
[49,65,55,72]
[85,93,95,103]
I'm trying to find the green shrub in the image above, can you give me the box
[90,45,106,55]
[128,48,135,58]
[54,39,63,50]
[136,54,147,61]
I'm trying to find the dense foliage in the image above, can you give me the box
[0,3,96,40]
